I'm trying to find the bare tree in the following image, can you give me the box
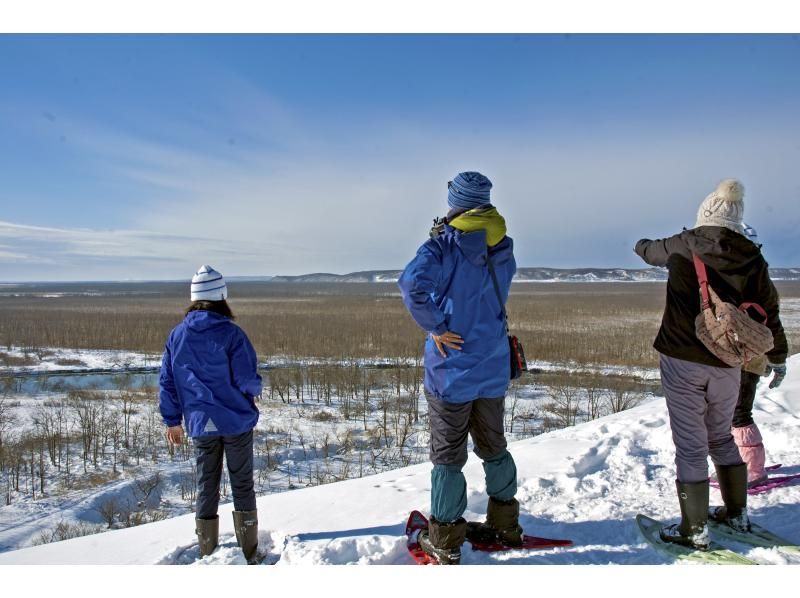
[513,403,541,436]
[0,394,17,470]
[109,417,123,473]
[606,380,644,414]
[32,404,59,468]
[130,420,143,466]
[543,380,581,429]
[584,376,607,422]
[69,394,98,473]
[120,391,138,448]
[505,381,522,433]
[94,496,123,529]
[32,520,102,546]
[133,472,162,508]
[269,368,292,404]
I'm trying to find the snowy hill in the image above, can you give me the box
[268,267,800,283]
[2,355,799,565]
[268,267,671,283]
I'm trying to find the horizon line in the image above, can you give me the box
[2,264,800,285]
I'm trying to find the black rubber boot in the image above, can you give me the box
[195,516,219,557]
[232,510,260,564]
[659,480,710,551]
[418,517,466,565]
[466,497,523,547]
[709,463,751,533]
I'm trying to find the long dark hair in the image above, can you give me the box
[185,299,235,320]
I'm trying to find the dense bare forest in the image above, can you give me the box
[6,280,796,367]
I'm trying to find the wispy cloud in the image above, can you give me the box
[0,220,281,280]
[3,73,799,281]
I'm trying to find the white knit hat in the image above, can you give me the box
[695,179,746,235]
[191,265,228,301]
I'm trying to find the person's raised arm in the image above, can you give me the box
[634,233,686,267]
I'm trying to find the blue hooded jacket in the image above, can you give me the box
[398,226,516,403]
[159,310,261,437]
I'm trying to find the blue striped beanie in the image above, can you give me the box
[191,265,228,301]
[447,171,492,210]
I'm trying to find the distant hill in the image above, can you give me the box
[270,270,403,283]
[269,267,800,283]
[4,269,799,286]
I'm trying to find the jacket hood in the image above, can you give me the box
[446,225,514,267]
[683,226,763,272]
[448,206,507,247]
[443,205,512,266]
[184,309,232,331]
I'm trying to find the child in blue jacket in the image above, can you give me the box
[159,265,262,563]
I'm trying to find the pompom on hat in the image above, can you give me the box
[191,265,228,301]
[695,179,746,235]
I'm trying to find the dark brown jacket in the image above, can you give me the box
[635,226,788,368]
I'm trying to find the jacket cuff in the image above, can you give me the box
[163,416,182,427]
[431,322,448,336]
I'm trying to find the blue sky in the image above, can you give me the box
[1,34,799,281]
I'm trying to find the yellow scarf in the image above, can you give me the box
[448,207,507,247]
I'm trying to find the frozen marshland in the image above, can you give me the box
[1,353,798,565]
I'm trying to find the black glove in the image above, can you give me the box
[765,362,787,389]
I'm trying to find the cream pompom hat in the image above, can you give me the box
[695,179,746,235]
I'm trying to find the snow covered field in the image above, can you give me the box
[0,346,161,374]
[2,344,661,381]
[2,366,655,553]
[780,298,800,329]
[0,344,664,380]
[1,354,798,566]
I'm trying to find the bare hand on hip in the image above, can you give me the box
[431,331,464,358]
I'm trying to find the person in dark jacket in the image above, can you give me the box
[398,171,520,565]
[729,225,787,487]
[635,180,787,551]
[159,265,263,563]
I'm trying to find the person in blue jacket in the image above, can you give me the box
[159,265,262,563]
[398,171,520,564]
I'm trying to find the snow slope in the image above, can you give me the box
[2,355,799,565]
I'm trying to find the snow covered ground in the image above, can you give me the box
[2,344,662,381]
[0,346,161,374]
[780,298,800,329]
[1,354,798,566]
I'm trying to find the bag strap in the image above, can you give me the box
[486,254,510,334]
[693,254,769,324]
[739,302,769,324]
[692,254,712,309]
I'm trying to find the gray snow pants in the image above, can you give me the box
[426,392,517,522]
[659,354,745,483]
[427,393,509,466]
[194,430,256,519]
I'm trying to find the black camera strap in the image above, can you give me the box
[486,254,510,334]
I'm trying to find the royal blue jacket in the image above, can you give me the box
[398,226,516,403]
[159,310,261,438]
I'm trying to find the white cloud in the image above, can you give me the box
[115,117,800,272]
[4,83,800,280]
[0,220,279,280]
